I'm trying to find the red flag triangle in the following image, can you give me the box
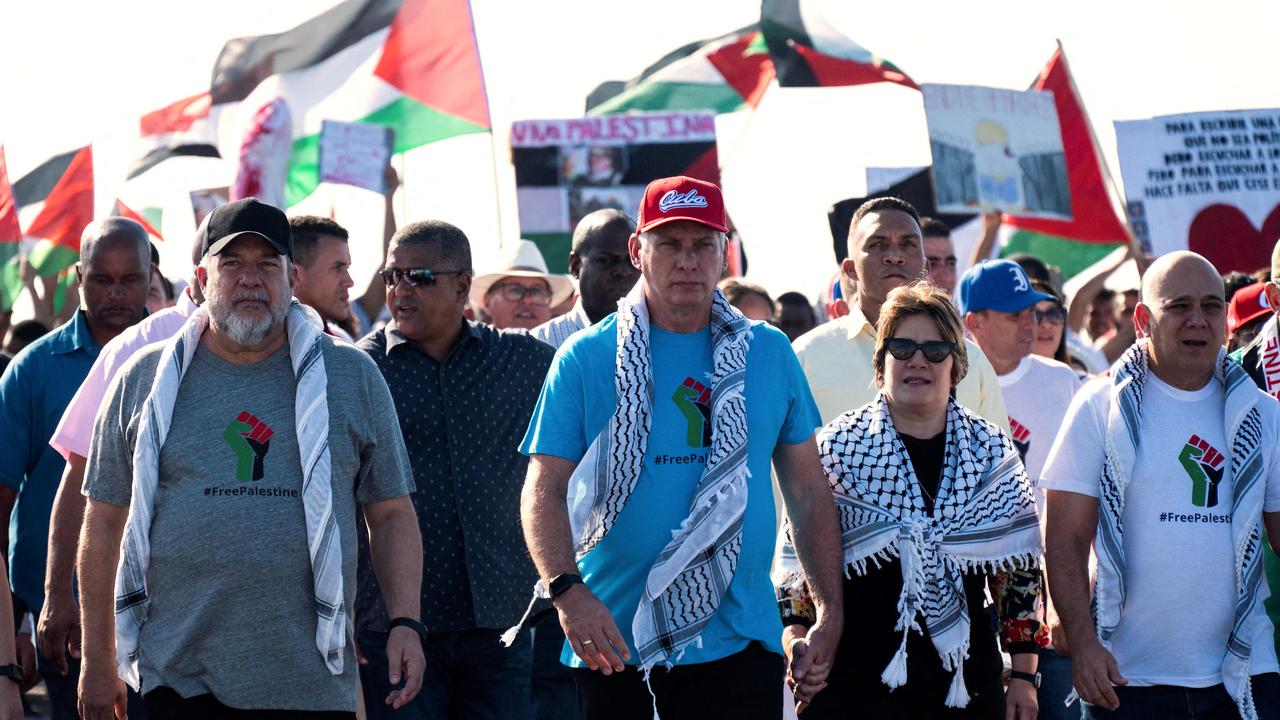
[24,146,93,275]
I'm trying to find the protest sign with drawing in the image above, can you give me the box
[923,84,1072,220]
[510,110,719,272]
[318,120,395,194]
[1116,108,1280,273]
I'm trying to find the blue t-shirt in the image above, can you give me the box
[521,314,821,667]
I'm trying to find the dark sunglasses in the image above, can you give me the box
[1034,306,1066,325]
[884,338,956,363]
[379,268,468,287]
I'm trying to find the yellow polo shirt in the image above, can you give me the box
[792,306,1010,432]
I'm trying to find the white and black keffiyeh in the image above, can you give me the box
[508,283,753,673]
[113,300,345,689]
[774,395,1041,707]
[1096,341,1267,719]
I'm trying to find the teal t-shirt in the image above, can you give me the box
[521,314,821,667]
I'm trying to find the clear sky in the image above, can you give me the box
[2,0,1277,294]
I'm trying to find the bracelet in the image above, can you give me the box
[388,617,428,644]
[1009,670,1041,688]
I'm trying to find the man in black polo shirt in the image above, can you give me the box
[357,220,555,720]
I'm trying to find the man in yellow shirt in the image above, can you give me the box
[793,197,1009,429]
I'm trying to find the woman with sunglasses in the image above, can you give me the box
[1030,280,1071,366]
[775,282,1047,719]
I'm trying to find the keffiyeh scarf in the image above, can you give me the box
[774,396,1041,707]
[114,300,344,689]
[508,284,753,673]
[1096,341,1267,719]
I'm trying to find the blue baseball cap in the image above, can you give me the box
[957,259,1055,315]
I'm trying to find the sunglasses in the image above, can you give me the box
[1034,306,1066,326]
[884,338,956,363]
[379,268,468,287]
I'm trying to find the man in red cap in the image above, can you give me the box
[516,177,844,719]
[1227,282,1271,353]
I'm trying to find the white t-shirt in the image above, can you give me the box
[999,354,1082,492]
[1041,374,1280,687]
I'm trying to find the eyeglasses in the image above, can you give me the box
[489,282,552,306]
[1034,306,1066,326]
[379,268,468,287]
[884,338,956,363]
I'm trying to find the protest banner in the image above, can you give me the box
[1116,108,1280,272]
[318,120,395,194]
[510,110,719,272]
[923,84,1071,220]
[190,187,230,226]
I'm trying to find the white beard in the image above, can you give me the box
[206,284,289,346]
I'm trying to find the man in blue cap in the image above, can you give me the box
[958,258,1082,719]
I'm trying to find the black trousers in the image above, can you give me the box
[143,687,356,720]
[573,641,783,720]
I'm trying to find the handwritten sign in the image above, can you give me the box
[510,110,719,273]
[1116,109,1280,271]
[923,84,1071,220]
[318,120,394,193]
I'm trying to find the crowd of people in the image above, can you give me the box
[0,172,1278,720]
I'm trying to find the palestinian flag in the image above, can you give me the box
[0,147,22,311]
[998,44,1130,277]
[133,0,490,209]
[20,146,93,279]
[128,91,220,179]
[760,0,917,90]
[112,199,163,241]
[586,26,773,115]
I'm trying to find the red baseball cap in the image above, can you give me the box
[1228,282,1271,334]
[636,176,728,234]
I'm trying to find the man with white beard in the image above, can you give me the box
[75,198,427,719]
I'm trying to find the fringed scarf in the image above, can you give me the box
[1096,341,1267,719]
[774,395,1041,707]
[114,301,344,690]
[507,284,753,674]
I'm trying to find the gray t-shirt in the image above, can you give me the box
[84,336,413,711]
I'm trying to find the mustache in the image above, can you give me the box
[233,290,269,303]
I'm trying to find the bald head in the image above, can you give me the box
[571,209,635,255]
[80,217,150,265]
[1140,251,1223,306]
[1137,251,1226,389]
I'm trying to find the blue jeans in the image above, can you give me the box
[1082,673,1280,720]
[530,615,577,720]
[358,627,532,720]
[1038,647,1082,720]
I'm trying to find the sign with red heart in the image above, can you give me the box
[1117,109,1280,271]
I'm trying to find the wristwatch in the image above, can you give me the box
[1009,670,1041,688]
[388,617,428,645]
[0,664,22,685]
[548,572,584,598]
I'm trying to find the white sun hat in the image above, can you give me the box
[469,239,575,308]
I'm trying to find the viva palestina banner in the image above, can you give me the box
[510,110,720,273]
[1115,109,1280,273]
[923,84,1072,220]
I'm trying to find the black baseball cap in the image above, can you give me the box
[200,198,293,260]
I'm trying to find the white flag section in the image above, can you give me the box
[923,84,1071,220]
[1115,108,1280,272]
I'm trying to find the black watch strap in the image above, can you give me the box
[549,572,584,598]
[388,617,428,644]
[1009,670,1040,688]
[0,664,22,684]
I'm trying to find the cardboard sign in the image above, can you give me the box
[923,84,1071,220]
[318,120,394,193]
[1116,109,1280,272]
[510,110,719,273]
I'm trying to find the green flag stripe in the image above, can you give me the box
[0,256,21,312]
[285,95,488,207]
[589,81,747,116]
[28,241,79,278]
[1001,230,1123,279]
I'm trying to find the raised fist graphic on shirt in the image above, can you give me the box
[1178,434,1224,508]
[223,411,274,482]
[672,377,713,449]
